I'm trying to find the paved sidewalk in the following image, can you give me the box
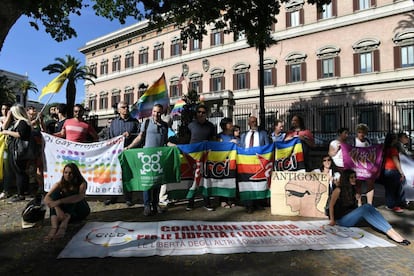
[0,184,413,275]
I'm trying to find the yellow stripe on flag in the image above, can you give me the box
[39,65,73,100]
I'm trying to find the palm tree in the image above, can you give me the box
[42,55,96,118]
[18,80,38,107]
[0,75,16,104]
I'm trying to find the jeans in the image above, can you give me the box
[143,186,161,210]
[337,204,392,234]
[383,169,405,208]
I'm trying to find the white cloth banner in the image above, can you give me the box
[58,220,394,258]
[42,132,125,195]
[399,154,414,201]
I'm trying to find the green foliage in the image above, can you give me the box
[42,55,97,118]
[0,75,16,104]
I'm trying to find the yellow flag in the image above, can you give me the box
[39,65,73,100]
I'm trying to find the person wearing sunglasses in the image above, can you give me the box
[186,105,217,211]
[328,169,410,246]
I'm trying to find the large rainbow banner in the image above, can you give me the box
[42,133,125,195]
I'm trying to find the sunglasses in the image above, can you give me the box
[197,111,206,114]
[323,159,331,162]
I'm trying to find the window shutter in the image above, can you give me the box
[179,42,183,55]
[139,53,142,64]
[170,44,173,56]
[161,48,164,60]
[210,33,214,46]
[220,32,224,45]
[169,85,173,97]
[286,12,291,28]
[257,70,261,86]
[373,49,380,72]
[332,0,338,16]
[353,0,358,11]
[370,0,376,7]
[317,5,322,20]
[233,74,237,90]
[221,76,225,90]
[334,56,341,77]
[301,62,307,81]
[394,46,401,69]
[198,81,203,93]
[246,72,250,89]
[189,40,193,51]
[353,53,360,74]
[272,68,277,86]
[179,84,183,96]
[153,49,156,61]
[286,65,290,83]
[299,9,304,25]
[210,78,213,91]
[317,59,322,79]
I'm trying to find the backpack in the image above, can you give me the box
[22,194,46,224]
[136,119,150,148]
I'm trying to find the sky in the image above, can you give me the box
[0,7,137,105]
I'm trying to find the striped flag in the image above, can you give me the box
[236,143,274,201]
[130,73,169,119]
[274,138,305,171]
[170,99,186,116]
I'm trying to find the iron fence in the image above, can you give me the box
[233,100,414,147]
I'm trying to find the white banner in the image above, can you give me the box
[58,220,394,258]
[42,132,125,195]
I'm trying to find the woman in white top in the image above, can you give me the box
[328,127,349,170]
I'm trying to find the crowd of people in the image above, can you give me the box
[0,101,412,245]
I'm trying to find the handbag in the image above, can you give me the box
[13,135,36,161]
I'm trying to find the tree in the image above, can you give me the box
[17,80,38,108]
[42,55,96,118]
[145,0,332,129]
[0,75,16,104]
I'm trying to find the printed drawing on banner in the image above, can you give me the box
[321,225,365,239]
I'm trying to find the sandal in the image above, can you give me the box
[43,227,57,243]
[54,226,67,239]
[221,202,231,209]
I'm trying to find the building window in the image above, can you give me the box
[353,39,380,74]
[100,59,108,75]
[286,1,304,28]
[233,63,250,90]
[188,73,203,94]
[317,46,341,79]
[393,31,414,69]
[170,37,182,57]
[285,52,307,83]
[317,0,337,20]
[89,63,97,76]
[210,30,224,46]
[353,0,376,11]
[88,98,97,111]
[111,90,121,108]
[169,76,183,98]
[99,93,108,110]
[125,52,134,69]
[139,47,149,65]
[190,39,201,51]
[259,58,277,87]
[153,42,164,61]
[112,56,121,72]
[210,68,226,92]
[124,87,134,105]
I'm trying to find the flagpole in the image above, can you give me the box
[37,92,56,120]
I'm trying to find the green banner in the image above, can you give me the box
[118,147,181,191]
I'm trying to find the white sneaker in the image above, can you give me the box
[0,192,7,200]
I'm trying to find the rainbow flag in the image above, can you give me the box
[170,99,186,116]
[274,138,305,171]
[237,143,274,201]
[131,73,169,119]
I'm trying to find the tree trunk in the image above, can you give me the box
[66,80,76,118]
[259,46,265,131]
[0,1,22,52]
